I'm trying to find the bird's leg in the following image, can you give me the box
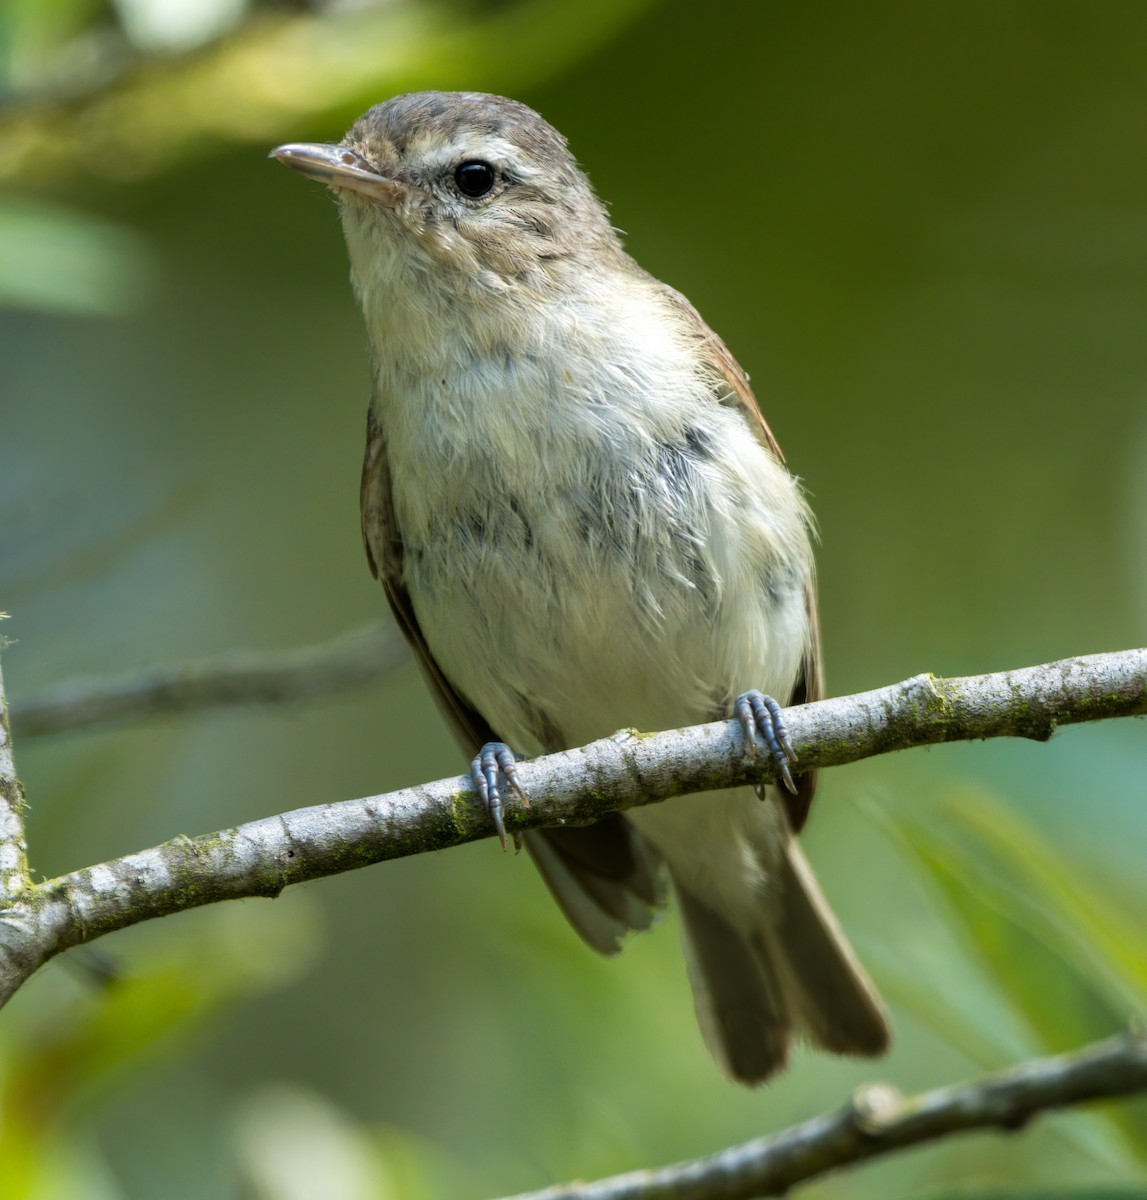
[734,690,798,795]
[471,742,528,851]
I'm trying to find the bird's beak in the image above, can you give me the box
[270,143,413,206]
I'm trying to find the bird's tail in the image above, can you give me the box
[673,836,890,1085]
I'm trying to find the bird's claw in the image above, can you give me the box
[734,690,798,795]
[471,742,526,850]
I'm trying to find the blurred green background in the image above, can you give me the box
[2,0,1147,1196]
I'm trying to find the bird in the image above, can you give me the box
[273,91,890,1084]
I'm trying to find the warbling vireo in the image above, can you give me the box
[273,91,890,1084]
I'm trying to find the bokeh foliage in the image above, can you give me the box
[2,0,1146,1197]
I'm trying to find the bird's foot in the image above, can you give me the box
[471,742,528,851]
[734,690,798,795]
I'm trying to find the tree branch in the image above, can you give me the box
[1,649,1146,1191]
[0,655,29,900]
[9,624,408,738]
[0,647,1143,1009]
[498,1030,1147,1199]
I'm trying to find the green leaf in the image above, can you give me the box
[887,784,1147,1166]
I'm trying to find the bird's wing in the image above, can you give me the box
[660,285,822,833]
[360,402,498,750]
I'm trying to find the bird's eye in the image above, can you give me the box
[453,160,497,198]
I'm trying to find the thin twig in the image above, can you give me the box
[498,1030,1147,1199]
[9,624,408,738]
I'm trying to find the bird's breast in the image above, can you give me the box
[369,298,811,751]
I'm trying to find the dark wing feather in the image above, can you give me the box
[360,403,497,750]
[785,582,822,832]
[659,284,823,833]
